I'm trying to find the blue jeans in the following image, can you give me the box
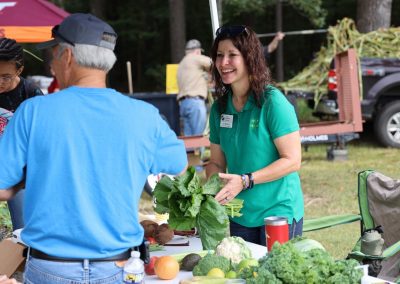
[7,189,24,230]
[230,218,303,246]
[24,256,124,284]
[179,97,207,136]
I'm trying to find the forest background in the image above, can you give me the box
[22,0,400,94]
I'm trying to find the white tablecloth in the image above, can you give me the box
[145,236,267,283]
[145,238,396,284]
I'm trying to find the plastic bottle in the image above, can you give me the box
[123,250,145,284]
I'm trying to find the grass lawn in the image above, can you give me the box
[301,126,400,258]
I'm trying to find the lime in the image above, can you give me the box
[207,268,225,278]
[237,258,259,271]
[225,270,237,279]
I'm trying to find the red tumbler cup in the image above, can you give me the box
[264,216,289,252]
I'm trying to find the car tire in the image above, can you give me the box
[374,101,400,148]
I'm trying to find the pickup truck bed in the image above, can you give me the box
[297,56,400,148]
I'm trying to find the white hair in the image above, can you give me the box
[57,42,117,72]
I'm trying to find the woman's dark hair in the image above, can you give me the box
[210,25,272,113]
[0,38,24,69]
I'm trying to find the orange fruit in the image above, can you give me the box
[154,255,180,280]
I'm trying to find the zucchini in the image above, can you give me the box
[179,276,230,284]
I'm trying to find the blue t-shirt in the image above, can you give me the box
[0,86,187,258]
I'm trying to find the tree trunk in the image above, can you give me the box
[275,0,284,82]
[357,0,392,33]
[51,0,64,8]
[169,0,186,63]
[90,0,107,19]
[217,0,223,25]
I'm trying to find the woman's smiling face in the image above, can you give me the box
[215,39,249,87]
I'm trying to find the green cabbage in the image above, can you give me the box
[292,237,326,252]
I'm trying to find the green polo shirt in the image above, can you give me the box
[209,85,304,227]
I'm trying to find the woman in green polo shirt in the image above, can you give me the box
[206,25,304,246]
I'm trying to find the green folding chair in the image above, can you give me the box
[303,170,400,282]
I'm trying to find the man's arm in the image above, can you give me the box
[0,275,21,284]
[177,164,188,176]
[206,143,226,178]
[267,31,285,53]
[0,180,25,201]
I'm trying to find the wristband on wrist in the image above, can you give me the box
[240,174,248,189]
[245,173,254,189]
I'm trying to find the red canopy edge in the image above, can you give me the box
[0,0,69,42]
[37,0,69,19]
[1,26,52,42]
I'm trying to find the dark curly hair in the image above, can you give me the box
[210,25,273,113]
[0,38,24,69]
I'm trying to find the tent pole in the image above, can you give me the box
[209,0,220,39]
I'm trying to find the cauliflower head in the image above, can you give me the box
[215,236,252,264]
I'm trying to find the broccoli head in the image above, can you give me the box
[192,254,231,276]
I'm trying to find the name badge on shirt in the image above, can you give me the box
[220,114,233,128]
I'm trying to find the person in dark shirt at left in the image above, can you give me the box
[0,37,43,231]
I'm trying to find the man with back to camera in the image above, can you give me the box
[177,39,212,136]
[0,13,187,283]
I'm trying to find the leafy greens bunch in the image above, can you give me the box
[153,166,243,250]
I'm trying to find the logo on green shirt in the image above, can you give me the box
[250,119,259,129]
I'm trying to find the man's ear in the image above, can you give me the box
[63,48,73,67]
[17,66,24,75]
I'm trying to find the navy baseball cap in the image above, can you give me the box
[37,13,117,51]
